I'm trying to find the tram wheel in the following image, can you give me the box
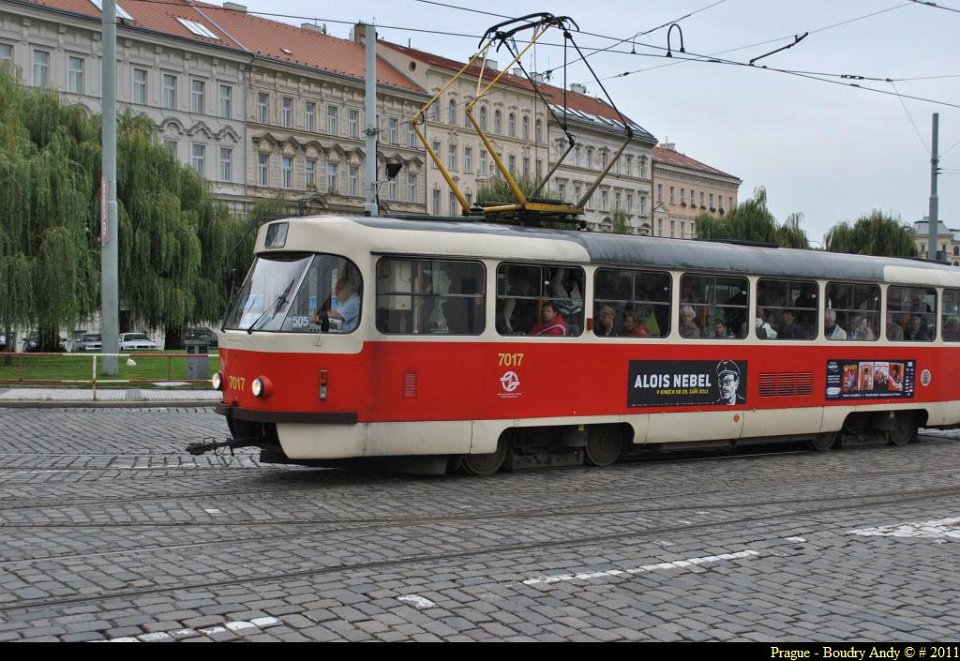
[807,433,837,452]
[460,440,507,476]
[585,426,623,468]
[887,414,918,447]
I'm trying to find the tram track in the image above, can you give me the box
[0,444,957,516]
[1,481,957,614]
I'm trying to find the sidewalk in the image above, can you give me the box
[0,386,221,408]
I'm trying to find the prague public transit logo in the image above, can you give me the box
[500,370,521,393]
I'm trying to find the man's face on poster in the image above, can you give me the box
[720,372,739,402]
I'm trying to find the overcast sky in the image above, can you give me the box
[242,0,960,244]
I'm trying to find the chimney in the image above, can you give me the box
[569,82,587,95]
[512,66,523,77]
[484,58,498,72]
[351,22,372,43]
[303,22,328,35]
[660,141,676,151]
[222,2,247,11]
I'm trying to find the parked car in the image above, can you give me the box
[75,333,102,352]
[184,327,218,348]
[23,332,67,352]
[119,332,159,351]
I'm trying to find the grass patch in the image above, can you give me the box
[0,351,220,389]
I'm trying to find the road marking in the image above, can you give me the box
[849,516,960,540]
[398,594,437,609]
[522,549,760,586]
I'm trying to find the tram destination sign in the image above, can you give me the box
[628,360,747,408]
[825,359,916,400]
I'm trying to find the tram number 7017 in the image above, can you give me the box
[498,353,524,367]
[228,375,246,392]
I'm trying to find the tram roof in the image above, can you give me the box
[282,216,960,287]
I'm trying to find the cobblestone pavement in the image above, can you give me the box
[0,408,958,642]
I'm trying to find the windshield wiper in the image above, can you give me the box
[246,277,296,334]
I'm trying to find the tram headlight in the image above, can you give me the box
[211,371,223,391]
[251,376,272,398]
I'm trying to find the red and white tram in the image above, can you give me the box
[200,215,960,474]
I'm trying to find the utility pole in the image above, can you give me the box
[927,113,940,263]
[363,22,379,216]
[100,0,119,374]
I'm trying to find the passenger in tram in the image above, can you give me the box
[943,316,960,341]
[678,305,701,338]
[824,309,847,340]
[550,268,583,326]
[848,312,876,341]
[712,318,734,339]
[622,307,651,337]
[886,312,905,341]
[594,305,617,337]
[905,314,929,341]
[498,273,537,334]
[779,309,811,340]
[531,301,568,336]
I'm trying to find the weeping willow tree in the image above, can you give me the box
[0,65,100,351]
[117,113,241,347]
[0,65,244,352]
[695,186,810,249]
[824,210,918,257]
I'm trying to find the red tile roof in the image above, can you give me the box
[380,39,644,130]
[23,0,425,93]
[653,145,739,180]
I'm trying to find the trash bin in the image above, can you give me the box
[184,338,210,380]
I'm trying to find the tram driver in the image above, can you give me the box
[311,278,361,332]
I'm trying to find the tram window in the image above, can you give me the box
[757,279,818,341]
[594,268,670,337]
[223,253,362,334]
[679,274,748,340]
[496,263,584,336]
[825,282,879,341]
[887,285,937,342]
[943,290,960,342]
[376,258,485,335]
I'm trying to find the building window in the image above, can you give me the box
[431,141,441,169]
[508,112,516,137]
[574,183,582,203]
[190,79,205,113]
[0,43,13,62]
[280,157,292,189]
[257,92,269,123]
[431,102,440,122]
[522,115,530,140]
[305,159,316,188]
[219,148,232,182]
[164,140,177,158]
[536,159,543,180]
[522,157,530,178]
[479,105,487,131]
[389,118,399,144]
[627,194,633,212]
[700,191,705,208]
[709,193,715,210]
[448,99,457,125]
[348,109,359,139]
[601,190,608,210]
[680,188,686,206]
[305,101,316,132]
[162,73,177,109]
[615,192,622,210]
[464,147,473,174]
[449,191,457,215]
[535,118,542,143]
[657,184,663,203]
[558,182,566,201]
[448,144,457,171]
[281,97,293,128]
[67,56,85,94]
[669,186,676,205]
[407,173,417,202]
[191,144,205,176]
[218,84,232,118]
[258,153,269,186]
[349,165,359,197]
[327,162,337,192]
[641,196,646,214]
[32,49,50,88]
[133,68,147,104]
[327,106,339,135]
[407,122,417,148]
[508,154,516,175]
[389,175,398,201]
[494,109,502,134]
[432,189,441,215]
[479,150,487,175]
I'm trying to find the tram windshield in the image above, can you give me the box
[223,253,362,334]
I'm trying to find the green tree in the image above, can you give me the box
[0,66,243,351]
[475,175,541,208]
[0,66,100,351]
[695,186,809,249]
[824,210,918,257]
